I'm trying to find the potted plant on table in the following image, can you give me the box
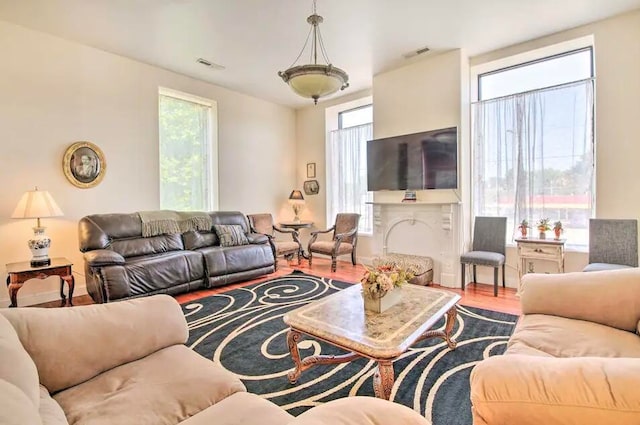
[517,219,530,238]
[361,261,413,313]
[536,218,551,239]
[553,221,563,240]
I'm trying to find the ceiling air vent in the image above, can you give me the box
[196,58,225,70]
[402,46,431,59]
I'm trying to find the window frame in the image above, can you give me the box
[470,38,596,251]
[158,87,219,211]
[338,104,373,130]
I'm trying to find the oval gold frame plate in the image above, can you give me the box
[63,141,106,189]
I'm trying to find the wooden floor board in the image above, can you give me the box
[35,257,520,315]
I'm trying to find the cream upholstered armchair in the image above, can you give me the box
[248,213,302,270]
[308,213,360,272]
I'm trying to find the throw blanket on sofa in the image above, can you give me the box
[138,211,213,237]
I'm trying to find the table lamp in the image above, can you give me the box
[288,190,305,223]
[11,187,64,267]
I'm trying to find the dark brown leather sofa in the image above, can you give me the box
[78,211,275,303]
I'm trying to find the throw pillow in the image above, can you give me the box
[213,224,249,247]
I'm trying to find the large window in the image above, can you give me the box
[328,104,373,234]
[159,89,217,211]
[472,48,594,248]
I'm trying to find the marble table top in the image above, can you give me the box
[283,284,460,359]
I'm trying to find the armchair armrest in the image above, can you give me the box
[274,226,301,243]
[470,355,640,425]
[335,227,357,242]
[309,226,335,246]
[0,295,187,393]
[246,233,269,244]
[83,249,125,267]
[520,268,640,332]
[289,396,429,425]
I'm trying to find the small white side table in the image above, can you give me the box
[515,237,566,293]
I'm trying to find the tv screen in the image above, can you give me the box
[367,127,458,191]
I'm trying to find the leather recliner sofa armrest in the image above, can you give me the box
[246,233,269,245]
[288,396,429,425]
[470,355,640,425]
[83,249,126,267]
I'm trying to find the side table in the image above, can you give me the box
[279,221,314,259]
[5,257,75,308]
[515,238,565,293]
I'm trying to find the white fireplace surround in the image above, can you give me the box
[368,202,462,288]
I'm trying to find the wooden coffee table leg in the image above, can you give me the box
[420,305,458,350]
[287,329,304,383]
[373,360,394,400]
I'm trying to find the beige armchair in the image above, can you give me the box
[308,213,360,272]
[470,268,640,425]
[248,213,302,270]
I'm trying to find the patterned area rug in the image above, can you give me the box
[182,271,518,425]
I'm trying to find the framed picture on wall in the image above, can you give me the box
[303,179,320,195]
[63,141,106,189]
[306,162,316,178]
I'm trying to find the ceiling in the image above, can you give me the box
[1,0,639,108]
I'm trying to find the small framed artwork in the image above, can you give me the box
[63,141,106,189]
[306,162,316,178]
[303,179,320,195]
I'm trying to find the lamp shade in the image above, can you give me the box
[288,190,305,202]
[11,189,63,219]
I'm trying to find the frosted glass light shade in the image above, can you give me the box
[279,64,348,104]
[12,189,63,219]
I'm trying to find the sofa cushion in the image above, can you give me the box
[0,314,40,408]
[214,224,249,247]
[583,262,634,272]
[39,385,68,425]
[183,230,218,250]
[110,233,184,258]
[200,244,274,277]
[310,241,353,255]
[2,295,188,393]
[179,392,292,425]
[0,379,42,425]
[506,314,640,358]
[53,345,245,425]
[123,250,205,296]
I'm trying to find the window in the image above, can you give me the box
[472,47,594,248]
[159,89,217,211]
[328,104,373,234]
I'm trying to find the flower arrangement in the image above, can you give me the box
[536,218,551,232]
[361,262,414,298]
[553,221,563,239]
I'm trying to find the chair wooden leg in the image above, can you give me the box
[502,264,506,288]
[297,251,301,265]
[472,265,477,283]
[493,267,498,297]
[308,253,313,267]
[461,263,466,290]
[331,256,337,273]
[351,249,357,266]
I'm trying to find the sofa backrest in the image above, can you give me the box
[210,211,251,232]
[79,212,185,257]
[0,295,188,394]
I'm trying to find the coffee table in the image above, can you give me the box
[283,284,461,399]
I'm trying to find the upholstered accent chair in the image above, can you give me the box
[583,218,638,272]
[460,216,507,297]
[308,213,360,272]
[248,213,302,270]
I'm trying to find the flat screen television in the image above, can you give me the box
[367,127,458,191]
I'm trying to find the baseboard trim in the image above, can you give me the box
[0,284,88,307]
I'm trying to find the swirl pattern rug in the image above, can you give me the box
[182,270,518,425]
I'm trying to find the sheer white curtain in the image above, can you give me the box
[329,123,373,233]
[472,79,594,247]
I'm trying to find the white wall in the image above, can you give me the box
[0,20,296,306]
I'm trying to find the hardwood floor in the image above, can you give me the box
[37,257,521,315]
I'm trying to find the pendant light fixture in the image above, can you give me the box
[278,0,349,105]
